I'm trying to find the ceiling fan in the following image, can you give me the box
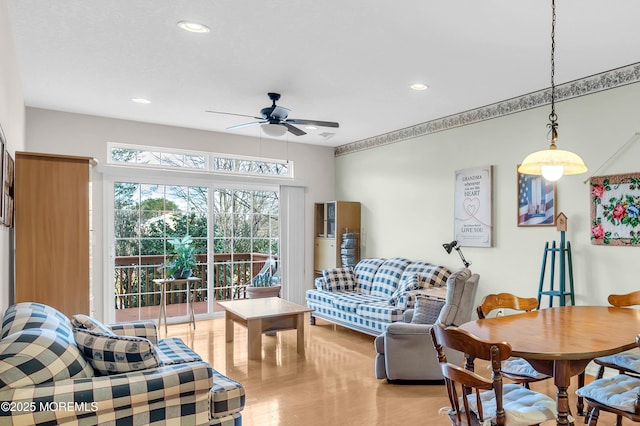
[206,92,339,137]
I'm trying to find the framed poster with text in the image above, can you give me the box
[454,166,493,247]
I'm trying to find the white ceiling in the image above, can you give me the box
[6,0,640,147]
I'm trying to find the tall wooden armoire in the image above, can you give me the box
[14,152,93,317]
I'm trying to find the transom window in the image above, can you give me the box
[108,143,292,177]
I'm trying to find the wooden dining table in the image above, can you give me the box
[459,305,640,426]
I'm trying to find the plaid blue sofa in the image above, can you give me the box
[306,257,451,336]
[0,302,245,425]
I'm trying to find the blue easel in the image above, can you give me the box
[537,212,575,307]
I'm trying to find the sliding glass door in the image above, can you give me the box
[112,181,279,323]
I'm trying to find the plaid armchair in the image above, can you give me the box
[0,302,244,425]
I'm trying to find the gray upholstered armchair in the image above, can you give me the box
[374,268,480,382]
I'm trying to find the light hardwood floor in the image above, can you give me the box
[165,314,617,426]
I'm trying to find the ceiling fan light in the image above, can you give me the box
[177,21,210,33]
[261,123,287,137]
[518,148,587,181]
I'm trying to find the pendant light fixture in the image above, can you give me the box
[518,0,587,182]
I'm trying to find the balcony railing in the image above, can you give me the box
[114,253,273,311]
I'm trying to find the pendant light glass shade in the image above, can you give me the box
[518,145,588,182]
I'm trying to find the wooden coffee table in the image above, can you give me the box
[218,297,312,360]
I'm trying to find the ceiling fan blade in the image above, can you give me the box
[270,106,290,120]
[286,118,339,128]
[284,123,306,136]
[206,110,263,120]
[227,121,265,130]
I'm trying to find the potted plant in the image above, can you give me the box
[166,235,197,279]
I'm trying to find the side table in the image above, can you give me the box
[153,277,201,334]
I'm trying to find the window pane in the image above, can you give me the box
[111,148,140,163]
[233,190,252,215]
[188,213,208,238]
[233,239,250,254]
[234,214,252,238]
[115,211,139,238]
[214,214,232,238]
[115,239,139,257]
[270,215,279,238]
[254,214,270,237]
[252,239,270,254]
[115,182,139,210]
[140,238,165,256]
[166,186,189,212]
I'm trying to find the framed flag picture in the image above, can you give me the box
[517,165,557,226]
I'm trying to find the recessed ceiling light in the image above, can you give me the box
[305,126,318,131]
[131,98,151,104]
[177,21,210,33]
[410,83,429,91]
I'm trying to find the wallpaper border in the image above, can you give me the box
[335,62,640,157]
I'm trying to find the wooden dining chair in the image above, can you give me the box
[476,293,552,388]
[577,333,640,426]
[430,322,556,425]
[593,290,640,379]
[581,290,640,425]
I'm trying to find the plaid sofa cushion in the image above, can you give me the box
[0,329,94,389]
[370,257,411,298]
[306,288,339,306]
[1,307,74,344]
[71,314,113,334]
[322,267,356,292]
[354,258,386,294]
[157,337,203,365]
[332,293,384,313]
[109,320,158,345]
[356,301,404,322]
[73,328,162,375]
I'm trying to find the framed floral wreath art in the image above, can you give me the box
[590,173,640,245]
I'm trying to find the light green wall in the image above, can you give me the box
[336,82,640,306]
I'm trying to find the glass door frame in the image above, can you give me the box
[102,166,280,325]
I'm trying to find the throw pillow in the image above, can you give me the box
[73,328,161,375]
[322,267,356,292]
[388,274,420,306]
[71,314,114,335]
[411,296,446,324]
[0,329,94,390]
[353,258,386,294]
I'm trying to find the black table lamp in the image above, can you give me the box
[442,240,471,268]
